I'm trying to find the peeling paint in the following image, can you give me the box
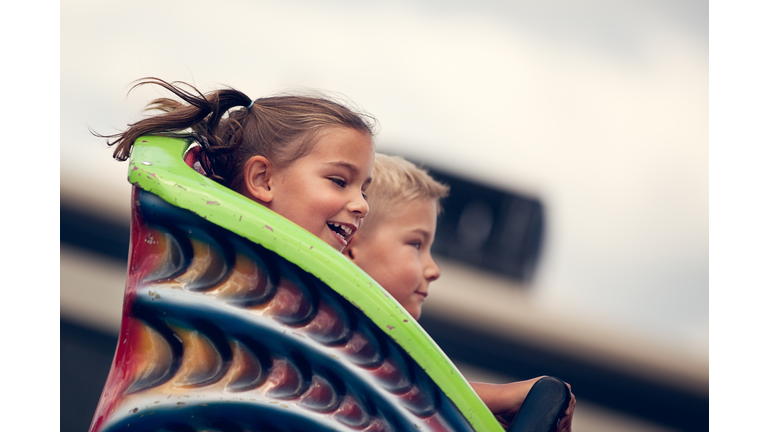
[103,137,496,432]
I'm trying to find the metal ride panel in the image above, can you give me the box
[88,136,501,432]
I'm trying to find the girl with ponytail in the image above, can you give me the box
[100,78,376,252]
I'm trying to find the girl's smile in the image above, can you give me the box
[259,127,374,251]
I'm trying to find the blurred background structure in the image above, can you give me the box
[60,1,708,431]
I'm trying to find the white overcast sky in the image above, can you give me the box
[58,0,710,355]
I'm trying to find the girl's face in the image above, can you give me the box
[267,127,374,251]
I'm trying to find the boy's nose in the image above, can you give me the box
[424,254,440,282]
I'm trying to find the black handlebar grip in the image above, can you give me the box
[507,376,571,432]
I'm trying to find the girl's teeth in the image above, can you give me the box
[331,223,352,237]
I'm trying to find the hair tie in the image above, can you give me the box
[247,100,255,109]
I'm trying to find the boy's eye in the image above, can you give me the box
[409,241,422,250]
[362,192,367,201]
[329,178,346,187]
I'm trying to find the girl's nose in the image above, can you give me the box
[348,191,369,217]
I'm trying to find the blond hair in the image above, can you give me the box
[358,153,449,236]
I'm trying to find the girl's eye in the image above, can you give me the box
[330,178,346,187]
[362,192,367,201]
[409,241,422,250]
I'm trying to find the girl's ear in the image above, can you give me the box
[242,155,274,203]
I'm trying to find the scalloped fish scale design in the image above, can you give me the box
[89,190,474,432]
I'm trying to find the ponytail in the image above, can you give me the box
[98,78,375,190]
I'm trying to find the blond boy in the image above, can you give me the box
[344,154,575,431]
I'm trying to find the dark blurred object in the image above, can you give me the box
[60,320,116,432]
[424,165,544,284]
[60,202,130,260]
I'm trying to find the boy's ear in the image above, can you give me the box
[242,155,274,203]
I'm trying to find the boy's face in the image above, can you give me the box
[345,198,440,319]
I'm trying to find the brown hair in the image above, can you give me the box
[99,77,376,191]
[357,153,449,236]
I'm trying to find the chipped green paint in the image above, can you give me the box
[126,135,502,431]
